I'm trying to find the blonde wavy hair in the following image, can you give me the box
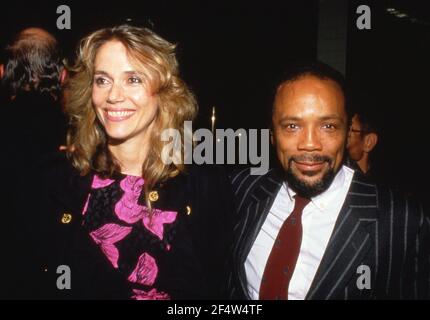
[66,24,197,198]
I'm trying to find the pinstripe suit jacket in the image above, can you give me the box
[227,167,430,300]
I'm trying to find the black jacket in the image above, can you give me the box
[1,92,67,299]
[227,167,430,300]
[3,153,234,300]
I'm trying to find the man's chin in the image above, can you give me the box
[286,166,336,198]
[296,175,324,189]
[299,169,323,177]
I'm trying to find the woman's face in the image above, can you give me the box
[92,40,158,144]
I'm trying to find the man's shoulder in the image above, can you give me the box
[349,169,378,195]
[353,175,428,228]
[229,167,282,201]
[230,166,267,188]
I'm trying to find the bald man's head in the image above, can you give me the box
[1,27,63,98]
[18,28,57,46]
[9,28,58,55]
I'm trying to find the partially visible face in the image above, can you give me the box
[272,75,347,197]
[92,40,158,143]
[346,114,365,161]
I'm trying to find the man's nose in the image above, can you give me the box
[298,127,322,151]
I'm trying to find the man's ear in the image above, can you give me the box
[60,68,68,85]
[0,64,4,79]
[363,133,378,153]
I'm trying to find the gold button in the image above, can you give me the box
[186,205,191,215]
[61,213,72,224]
[149,191,159,202]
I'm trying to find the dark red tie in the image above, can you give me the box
[259,195,311,300]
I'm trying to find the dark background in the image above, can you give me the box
[1,0,429,199]
[347,0,430,198]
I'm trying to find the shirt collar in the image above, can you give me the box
[285,165,349,212]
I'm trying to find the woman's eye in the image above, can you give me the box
[128,76,142,84]
[94,77,109,86]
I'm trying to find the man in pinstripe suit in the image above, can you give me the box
[228,62,430,300]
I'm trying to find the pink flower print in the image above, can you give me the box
[131,288,170,300]
[82,194,91,215]
[114,175,177,240]
[115,176,146,224]
[92,175,115,189]
[127,252,158,286]
[120,175,144,196]
[90,223,132,268]
[142,209,177,240]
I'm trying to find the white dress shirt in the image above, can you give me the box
[245,165,354,300]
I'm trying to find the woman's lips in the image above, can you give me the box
[104,109,136,122]
[294,161,326,171]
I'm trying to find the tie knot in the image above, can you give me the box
[293,195,311,212]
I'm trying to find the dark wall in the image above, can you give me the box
[347,0,430,198]
[5,1,428,198]
[1,1,318,131]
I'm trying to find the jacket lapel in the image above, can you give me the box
[234,169,283,298]
[306,173,379,299]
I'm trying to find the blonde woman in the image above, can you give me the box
[37,25,233,300]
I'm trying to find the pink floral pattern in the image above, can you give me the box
[89,223,132,268]
[131,288,170,300]
[85,173,179,299]
[115,176,146,224]
[115,176,178,240]
[92,175,115,189]
[127,252,158,286]
[142,209,177,241]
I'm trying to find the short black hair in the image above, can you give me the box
[355,111,379,135]
[270,60,350,124]
[350,90,379,135]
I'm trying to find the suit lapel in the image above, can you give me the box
[306,174,379,299]
[234,169,283,298]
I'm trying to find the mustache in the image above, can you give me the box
[288,154,333,166]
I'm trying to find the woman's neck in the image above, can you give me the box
[108,133,151,177]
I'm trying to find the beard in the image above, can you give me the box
[285,154,338,198]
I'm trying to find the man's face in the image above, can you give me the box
[272,75,348,197]
[347,114,365,161]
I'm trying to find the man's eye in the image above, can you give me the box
[281,123,299,132]
[128,77,142,84]
[322,124,336,130]
[282,123,299,131]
